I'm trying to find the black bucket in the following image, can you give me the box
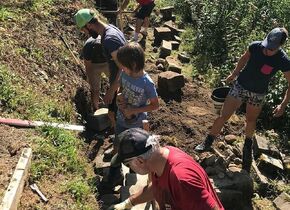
[211,87,231,113]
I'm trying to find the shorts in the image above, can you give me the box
[228,81,265,107]
[136,1,155,20]
[87,62,110,92]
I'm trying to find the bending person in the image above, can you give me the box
[108,128,224,210]
[195,28,290,172]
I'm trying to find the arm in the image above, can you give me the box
[225,50,250,83]
[84,59,101,110]
[123,97,159,118]
[107,182,154,210]
[273,71,290,117]
[103,50,123,104]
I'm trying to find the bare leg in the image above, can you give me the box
[245,103,262,138]
[209,96,243,136]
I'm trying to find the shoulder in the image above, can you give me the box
[248,41,262,52]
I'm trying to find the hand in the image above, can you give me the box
[104,89,114,105]
[107,198,133,210]
[273,104,285,117]
[225,73,236,83]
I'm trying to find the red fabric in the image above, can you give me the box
[137,0,154,6]
[152,147,224,210]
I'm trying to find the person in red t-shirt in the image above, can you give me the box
[108,128,224,210]
[119,0,155,42]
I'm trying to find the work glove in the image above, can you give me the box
[107,198,133,210]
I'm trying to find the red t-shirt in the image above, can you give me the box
[137,0,154,6]
[151,146,224,210]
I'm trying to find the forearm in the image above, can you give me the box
[130,182,154,205]
[231,58,247,76]
[280,88,290,108]
[130,104,158,115]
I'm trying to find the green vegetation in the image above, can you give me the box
[30,126,96,209]
[0,64,73,122]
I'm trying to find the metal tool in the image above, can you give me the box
[30,184,49,202]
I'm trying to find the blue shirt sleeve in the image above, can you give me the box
[144,75,158,99]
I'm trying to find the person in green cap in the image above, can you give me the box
[75,8,127,188]
[75,8,127,129]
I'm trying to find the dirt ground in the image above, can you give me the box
[0,125,31,200]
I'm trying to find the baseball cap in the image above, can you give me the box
[74,9,94,29]
[111,128,156,167]
[262,28,284,50]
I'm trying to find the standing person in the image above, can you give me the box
[106,42,159,189]
[108,128,224,210]
[195,27,290,172]
[81,36,109,111]
[119,0,155,42]
[116,42,159,135]
[75,8,127,128]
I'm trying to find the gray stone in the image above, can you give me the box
[257,153,284,175]
[86,108,111,131]
[154,27,172,46]
[170,41,180,50]
[158,71,185,93]
[178,53,190,63]
[159,40,172,58]
[157,63,165,71]
[160,6,174,21]
[253,135,280,159]
[156,58,166,66]
[273,192,290,210]
[167,64,182,74]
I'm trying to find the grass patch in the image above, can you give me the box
[30,126,97,209]
[0,64,74,122]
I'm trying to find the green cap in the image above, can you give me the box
[74,9,94,29]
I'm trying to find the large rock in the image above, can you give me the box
[158,71,185,93]
[160,6,174,21]
[154,27,172,46]
[253,135,280,159]
[86,108,111,131]
[273,192,290,210]
[164,20,185,36]
[257,153,284,176]
[159,40,172,58]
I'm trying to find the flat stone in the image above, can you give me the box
[273,192,290,210]
[253,135,280,159]
[159,40,172,58]
[153,27,172,46]
[86,108,111,131]
[178,53,190,63]
[170,41,180,50]
[167,64,182,74]
[160,6,174,21]
[257,153,284,176]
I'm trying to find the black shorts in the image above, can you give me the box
[108,92,117,114]
[136,2,155,20]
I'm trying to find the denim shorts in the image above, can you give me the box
[228,81,265,107]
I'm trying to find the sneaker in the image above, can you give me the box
[242,139,253,172]
[194,135,214,152]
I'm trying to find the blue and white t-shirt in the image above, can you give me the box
[117,72,158,128]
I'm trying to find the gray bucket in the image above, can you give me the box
[211,87,231,113]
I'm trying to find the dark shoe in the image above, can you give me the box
[195,135,215,152]
[242,138,253,172]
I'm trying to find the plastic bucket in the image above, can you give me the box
[211,87,231,113]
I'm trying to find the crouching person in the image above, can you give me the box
[108,128,224,210]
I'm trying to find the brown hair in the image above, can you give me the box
[117,43,145,72]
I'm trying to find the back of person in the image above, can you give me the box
[152,146,224,210]
[81,36,106,64]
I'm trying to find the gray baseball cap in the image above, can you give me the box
[262,28,284,50]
